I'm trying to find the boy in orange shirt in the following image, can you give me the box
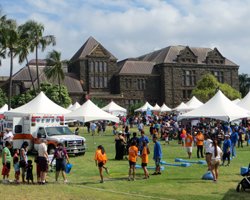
[94,145,109,183]
[128,141,138,181]
[185,132,193,159]
[140,141,149,179]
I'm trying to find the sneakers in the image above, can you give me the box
[64,179,68,183]
[152,172,161,175]
[128,177,131,181]
[100,180,104,183]
[105,167,109,174]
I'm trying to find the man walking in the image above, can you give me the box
[152,135,162,175]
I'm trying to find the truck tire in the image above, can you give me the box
[48,145,55,155]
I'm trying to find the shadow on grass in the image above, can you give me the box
[222,188,250,200]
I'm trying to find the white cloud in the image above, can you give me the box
[1,0,250,76]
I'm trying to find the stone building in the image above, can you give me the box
[4,36,239,108]
[68,36,239,108]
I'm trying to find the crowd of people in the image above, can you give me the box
[1,112,250,184]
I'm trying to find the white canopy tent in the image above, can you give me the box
[67,104,73,110]
[185,96,204,110]
[68,102,81,111]
[160,103,172,112]
[172,102,190,112]
[232,98,241,104]
[4,92,71,117]
[178,90,250,122]
[0,104,8,114]
[65,99,119,123]
[152,103,161,112]
[101,101,127,116]
[135,102,154,112]
[237,91,250,111]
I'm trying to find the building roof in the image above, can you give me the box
[12,65,83,94]
[28,59,47,66]
[118,60,155,75]
[70,36,117,62]
[137,45,237,66]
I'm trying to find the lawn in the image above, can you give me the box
[0,125,249,200]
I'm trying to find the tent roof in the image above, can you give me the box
[135,102,154,112]
[232,98,241,104]
[4,92,70,117]
[160,103,172,112]
[237,91,250,111]
[185,96,203,110]
[68,102,81,111]
[65,99,119,123]
[178,90,250,122]
[173,102,190,112]
[102,101,126,113]
[152,103,161,111]
[0,104,8,114]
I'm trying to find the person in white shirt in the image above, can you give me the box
[204,134,213,171]
[38,138,49,184]
[210,139,222,182]
[3,129,14,146]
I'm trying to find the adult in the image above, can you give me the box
[51,143,69,183]
[210,140,222,182]
[230,128,238,158]
[152,135,162,175]
[185,131,193,159]
[139,130,149,153]
[38,138,49,184]
[19,141,29,183]
[3,129,14,147]
[1,141,12,183]
[115,131,126,160]
[128,141,138,181]
[90,122,97,136]
[196,131,204,158]
[204,133,213,171]
[128,132,140,149]
[222,134,231,166]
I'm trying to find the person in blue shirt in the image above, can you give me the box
[222,134,231,166]
[139,130,149,153]
[152,136,162,175]
[230,128,239,157]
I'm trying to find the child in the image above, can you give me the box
[128,141,138,181]
[94,145,108,183]
[13,149,20,183]
[140,141,149,179]
[164,132,169,145]
[26,160,34,184]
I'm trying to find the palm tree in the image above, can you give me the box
[44,50,66,104]
[16,23,36,92]
[0,16,19,110]
[19,20,56,91]
[239,73,250,97]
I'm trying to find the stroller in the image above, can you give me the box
[236,163,250,192]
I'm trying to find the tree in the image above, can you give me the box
[19,20,56,91]
[0,16,19,110]
[0,88,7,107]
[44,50,65,104]
[239,73,250,97]
[192,73,241,102]
[11,82,71,108]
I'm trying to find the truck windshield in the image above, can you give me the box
[45,126,74,136]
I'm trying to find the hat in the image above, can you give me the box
[118,131,122,134]
[225,134,230,137]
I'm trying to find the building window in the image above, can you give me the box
[182,70,196,86]
[183,90,192,99]
[213,71,224,83]
[89,61,108,88]
[125,78,132,88]
[137,79,146,90]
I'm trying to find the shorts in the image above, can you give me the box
[2,162,11,176]
[38,157,48,172]
[129,160,136,167]
[186,147,192,153]
[211,159,220,167]
[56,159,66,171]
[15,170,20,176]
[98,162,104,168]
[26,173,34,181]
[141,163,147,167]
[154,158,161,167]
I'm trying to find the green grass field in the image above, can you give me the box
[1,126,250,200]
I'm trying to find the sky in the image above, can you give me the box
[1,0,250,76]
